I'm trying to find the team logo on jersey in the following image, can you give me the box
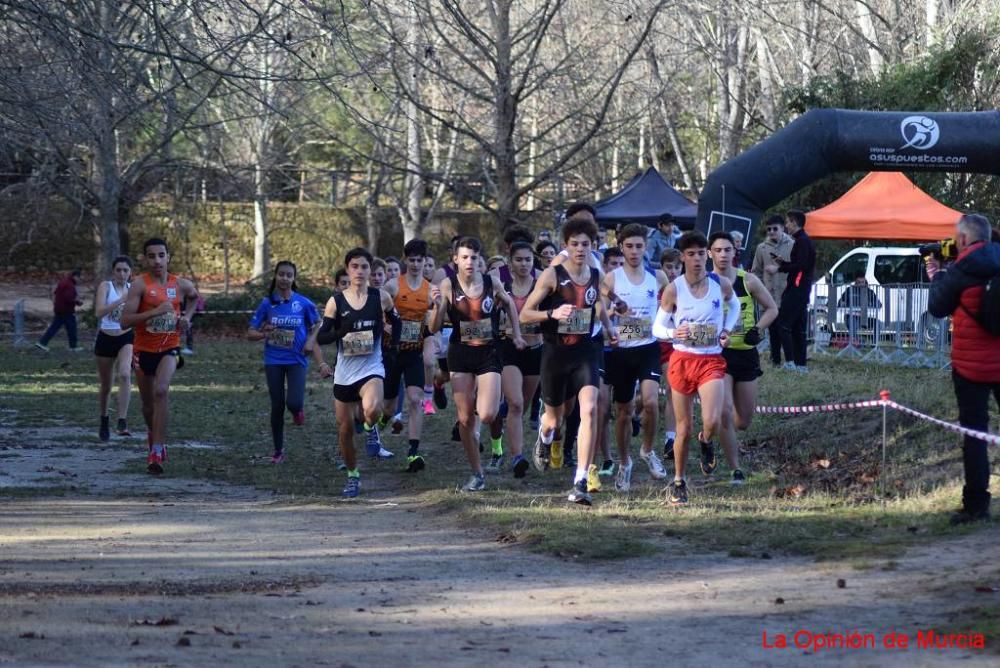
[482,295,494,313]
[166,288,177,299]
[646,289,655,298]
[712,299,720,309]
[584,286,597,305]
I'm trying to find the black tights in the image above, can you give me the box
[265,364,307,451]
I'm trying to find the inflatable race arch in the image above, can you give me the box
[696,108,1000,258]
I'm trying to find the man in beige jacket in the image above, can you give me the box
[751,214,795,367]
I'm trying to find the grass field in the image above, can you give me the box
[2,338,996,562]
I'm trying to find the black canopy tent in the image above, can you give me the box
[593,167,697,229]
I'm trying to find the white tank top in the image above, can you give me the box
[612,266,658,348]
[672,273,724,355]
[100,281,129,332]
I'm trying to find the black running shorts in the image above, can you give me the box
[540,341,600,407]
[500,340,542,376]
[333,374,382,403]
[384,349,424,400]
[604,343,663,404]
[94,330,134,358]
[447,342,502,375]
[722,347,763,383]
[136,347,180,376]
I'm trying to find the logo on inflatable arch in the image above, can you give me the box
[899,115,940,150]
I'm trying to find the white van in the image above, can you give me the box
[811,247,937,341]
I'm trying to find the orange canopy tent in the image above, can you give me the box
[806,171,961,240]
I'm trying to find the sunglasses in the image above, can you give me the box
[766,226,780,231]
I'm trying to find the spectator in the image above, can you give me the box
[644,214,677,267]
[751,214,794,366]
[35,269,84,352]
[838,273,881,342]
[927,212,1000,524]
[772,209,816,372]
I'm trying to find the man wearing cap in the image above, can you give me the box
[751,214,794,367]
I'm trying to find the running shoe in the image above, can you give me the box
[663,436,675,459]
[390,413,404,435]
[68,347,84,352]
[292,410,305,426]
[342,476,361,498]
[422,398,436,415]
[512,454,529,478]
[485,453,504,473]
[337,462,348,471]
[531,432,549,472]
[639,448,667,480]
[406,454,425,473]
[180,347,194,355]
[586,464,602,493]
[147,447,164,475]
[615,457,633,492]
[462,473,486,492]
[567,478,592,506]
[115,418,130,436]
[365,425,383,458]
[598,459,615,477]
[699,440,717,475]
[271,451,286,464]
[433,383,448,410]
[549,439,564,470]
[668,479,688,505]
[731,468,746,486]
[376,446,395,459]
[33,342,49,352]
[99,415,110,442]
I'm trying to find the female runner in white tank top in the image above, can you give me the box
[93,256,135,440]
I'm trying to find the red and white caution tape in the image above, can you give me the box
[753,400,884,415]
[882,400,1000,446]
[748,389,1000,446]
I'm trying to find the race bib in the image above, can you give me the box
[558,308,592,335]
[618,316,652,342]
[342,330,374,357]
[460,318,494,345]
[147,311,176,334]
[686,323,719,348]
[110,303,125,323]
[267,328,296,349]
[400,319,423,343]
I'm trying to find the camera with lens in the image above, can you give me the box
[918,238,959,262]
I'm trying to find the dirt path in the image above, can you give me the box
[0,425,996,666]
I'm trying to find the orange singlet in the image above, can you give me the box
[395,276,431,352]
[134,273,182,353]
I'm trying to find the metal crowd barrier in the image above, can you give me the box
[807,282,951,368]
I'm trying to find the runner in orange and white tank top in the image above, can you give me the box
[652,230,741,506]
[120,238,200,475]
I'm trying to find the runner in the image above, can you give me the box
[334,269,350,293]
[428,237,523,491]
[120,238,201,474]
[603,224,670,492]
[521,215,617,506]
[384,256,402,282]
[708,232,778,484]
[659,248,682,458]
[247,261,326,464]
[316,248,400,498]
[93,256,134,440]
[383,239,435,473]
[652,231,741,505]
[497,241,542,478]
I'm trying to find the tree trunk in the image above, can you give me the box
[93,142,121,276]
[402,5,423,241]
[492,2,518,233]
[253,162,269,279]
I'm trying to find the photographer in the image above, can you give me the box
[926,213,1000,524]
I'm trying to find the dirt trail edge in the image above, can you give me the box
[1,429,996,667]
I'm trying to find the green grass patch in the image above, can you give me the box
[2,340,997,561]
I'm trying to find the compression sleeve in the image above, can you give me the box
[385,306,402,348]
[722,290,741,333]
[316,315,352,345]
[651,307,675,340]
